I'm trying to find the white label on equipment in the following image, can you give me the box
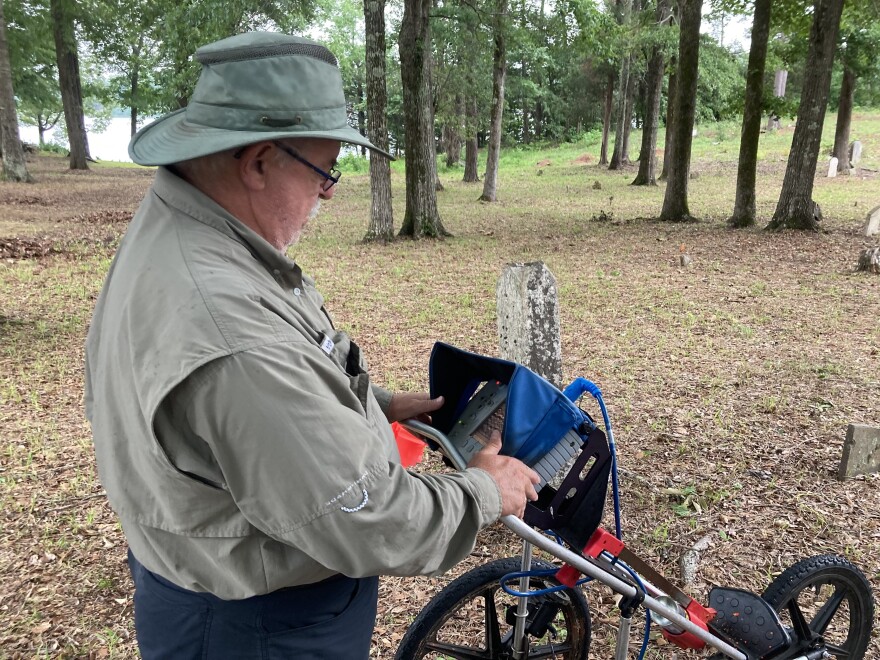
[320,335,335,354]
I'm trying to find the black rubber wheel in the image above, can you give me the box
[395,557,591,659]
[761,555,874,659]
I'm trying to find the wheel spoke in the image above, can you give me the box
[786,598,814,642]
[810,584,847,635]
[525,641,574,659]
[423,639,492,660]
[823,641,852,658]
[483,588,503,655]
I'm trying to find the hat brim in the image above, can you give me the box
[129,108,395,166]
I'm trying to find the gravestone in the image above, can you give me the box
[864,205,880,237]
[497,261,563,388]
[857,247,880,274]
[838,424,880,480]
[827,157,838,178]
[849,141,862,167]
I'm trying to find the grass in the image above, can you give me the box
[1,110,879,657]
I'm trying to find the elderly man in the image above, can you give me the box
[84,32,539,659]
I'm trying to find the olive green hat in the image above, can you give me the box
[129,32,392,166]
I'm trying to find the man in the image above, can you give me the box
[84,32,539,658]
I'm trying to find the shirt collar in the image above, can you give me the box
[152,166,300,278]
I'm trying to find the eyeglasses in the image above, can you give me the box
[272,141,341,192]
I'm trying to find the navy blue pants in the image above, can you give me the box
[128,551,378,659]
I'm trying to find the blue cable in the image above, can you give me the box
[616,560,652,660]
[499,569,593,598]
[563,378,623,540]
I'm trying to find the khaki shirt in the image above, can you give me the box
[84,168,501,599]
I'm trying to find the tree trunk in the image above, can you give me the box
[399,0,447,237]
[609,54,631,170]
[659,63,676,180]
[832,66,855,174]
[620,70,636,164]
[427,54,443,192]
[599,72,614,165]
[363,0,394,241]
[463,98,480,182]
[632,0,669,187]
[767,0,845,231]
[130,32,143,137]
[357,74,367,157]
[0,0,31,182]
[479,0,507,203]
[728,0,771,228]
[659,0,701,222]
[50,0,90,169]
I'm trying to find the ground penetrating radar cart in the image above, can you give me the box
[395,343,874,660]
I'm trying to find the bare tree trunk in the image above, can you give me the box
[463,98,480,182]
[659,64,676,180]
[479,0,507,203]
[0,0,31,182]
[50,0,90,170]
[659,0,701,222]
[357,73,367,157]
[363,0,394,242]
[620,70,637,164]
[427,53,443,192]
[599,72,614,165]
[130,32,143,137]
[832,66,855,174]
[767,0,845,231]
[632,0,669,187]
[399,0,447,237]
[609,55,630,170]
[728,0,771,227]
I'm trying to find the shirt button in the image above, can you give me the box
[293,287,302,296]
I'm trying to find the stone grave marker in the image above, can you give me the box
[849,140,862,167]
[864,205,880,237]
[827,157,838,178]
[497,261,562,388]
[838,424,880,479]
[857,247,880,274]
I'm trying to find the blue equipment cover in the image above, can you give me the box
[428,342,590,466]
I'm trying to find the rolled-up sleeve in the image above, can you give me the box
[180,339,502,578]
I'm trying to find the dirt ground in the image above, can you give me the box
[1,153,878,658]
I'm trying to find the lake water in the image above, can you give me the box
[18,115,154,163]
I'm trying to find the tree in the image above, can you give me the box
[0,0,31,182]
[479,0,508,202]
[727,0,772,227]
[632,0,671,186]
[362,0,394,241]
[399,0,448,237]
[608,0,633,170]
[767,0,846,231]
[658,0,701,222]
[50,0,90,169]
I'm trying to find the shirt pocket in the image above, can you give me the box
[323,331,371,414]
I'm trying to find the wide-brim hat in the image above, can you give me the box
[129,32,393,166]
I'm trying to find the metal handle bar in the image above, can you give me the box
[399,419,748,660]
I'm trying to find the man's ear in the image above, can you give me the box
[236,142,274,191]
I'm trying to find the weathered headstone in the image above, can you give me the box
[838,424,880,479]
[849,140,862,167]
[857,247,880,274]
[827,157,838,178]
[864,205,880,237]
[497,261,563,387]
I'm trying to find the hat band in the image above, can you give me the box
[185,101,350,132]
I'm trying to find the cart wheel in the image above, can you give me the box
[395,557,591,659]
[761,555,874,659]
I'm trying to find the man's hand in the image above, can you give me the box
[467,430,540,519]
[385,392,444,424]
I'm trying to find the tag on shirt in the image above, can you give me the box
[320,334,335,355]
